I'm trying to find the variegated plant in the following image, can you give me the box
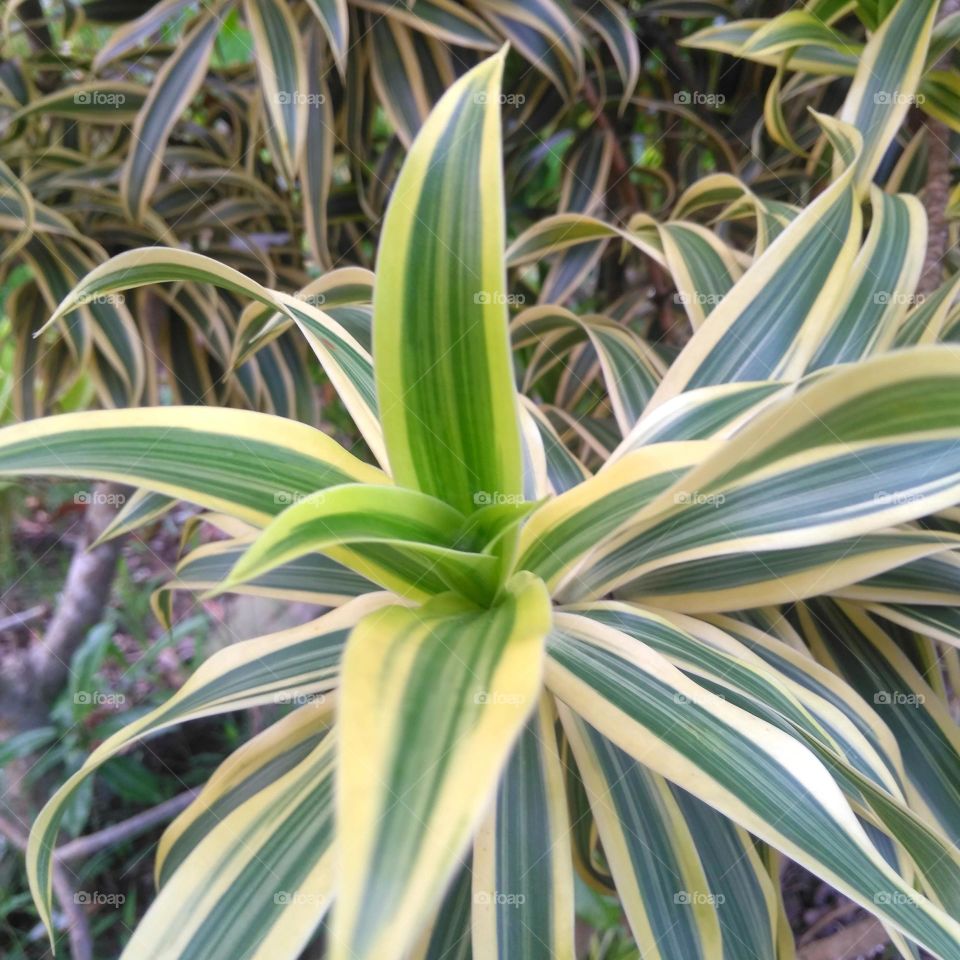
[4,30,960,960]
[0,0,674,422]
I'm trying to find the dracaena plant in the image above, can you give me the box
[0,0,778,429]
[6,45,960,960]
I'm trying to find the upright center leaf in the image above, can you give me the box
[373,48,524,514]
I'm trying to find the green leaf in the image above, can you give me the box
[547,612,960,959]
[0,407,386,527]
[472,695,575,958]
[374,50,524,515]
[333,573,551,960]
[122,6,222,219]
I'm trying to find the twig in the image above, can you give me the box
[52,866,94,960]
[27,481,126,705]
[56,788,200,862]
[0,605,46,633]
[0,814,93,960]
[796,916,886,960]
[0,812,28,850]
[797,899,860,945]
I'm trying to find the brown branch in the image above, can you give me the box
[56,788,199,862]
[796,916,886,960]
[28,482,126,704]
[52,867,94,960]
[0,814,93,960]
[0,604,45,633]
[0,483,125,956]
[0,812,28,850]
[797,899,860,946]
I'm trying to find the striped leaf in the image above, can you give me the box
[150,535,373,627]
[28,596,389,934]
[410,862,474,960]
[369,19,454,147]
[480,0,583,92]
[301,25,334,269]
[357,0,497,49]
[34,247,387,463]
[122,6,222,218]
[601,605,960,917]
[683,19,860,75]
[0,407,385,527]
[472,694,575,959]
[612,531,960,614]
[513,306,663,436]
[545,613,960,958]
[9,82,149,122]
[803,601,960,843]
[156,697,334,885]
[738,11,860,59]
[646,115,862,409]
[518,441,715,590]
[561,710,724,960]
[580,0,640,109]
[374,50,524,515]
[304,0,349,73]
[807,189,926,369]
[245,0,309,178]
[613,381,786,450]
[91,489,174,546]
[837,0,938,193]
[222,484,502,603]
[564,348,960,601]
[519,398,590,495]
[333,573,551,960]
[91,0,194,71]
[123,725,336,959]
